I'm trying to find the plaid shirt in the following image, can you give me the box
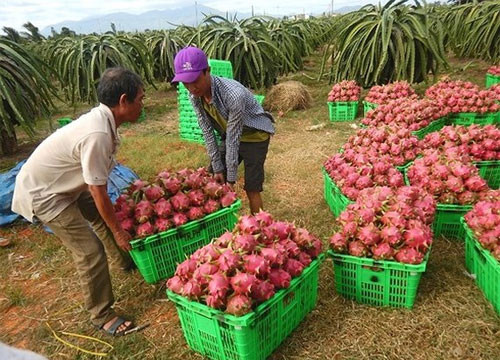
[190,76,275,183]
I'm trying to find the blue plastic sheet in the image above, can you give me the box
[0,161,139,227]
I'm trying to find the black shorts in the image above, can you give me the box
[210,139,270,192]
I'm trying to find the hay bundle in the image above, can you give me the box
[263,81,312,113]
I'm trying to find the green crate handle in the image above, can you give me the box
[177,220,204,237]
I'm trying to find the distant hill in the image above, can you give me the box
[335,5,363,14]
[40,5,252,35]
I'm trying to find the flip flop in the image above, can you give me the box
[98,316,134,337]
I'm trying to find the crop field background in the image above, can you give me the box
[1,49,499,359]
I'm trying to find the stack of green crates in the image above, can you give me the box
[327,101,359,122]
[178,59,234,143]
[167,254,324,360]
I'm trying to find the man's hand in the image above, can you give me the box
[214,172,225,184]
[113,229,132,252]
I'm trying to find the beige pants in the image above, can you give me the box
[40,192,132,326]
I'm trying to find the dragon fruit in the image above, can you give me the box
[136,221,154,237]
[134,200,154,224]
[226,294,252,316]
[166,276,185,294]
[220,192,237,207]
[170,192,190,212]
[251,280,275,303]
[269,268,291,289]
[230,272,258,295]
[208,273,230,298]
[154,198,173,218]
[218,250,242,273]
[243,254,270,276]
[144,184,165,201]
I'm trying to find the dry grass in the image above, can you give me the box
[264,81,313,113]
[1,53,499,359]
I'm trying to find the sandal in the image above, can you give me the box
[98,316,134,337]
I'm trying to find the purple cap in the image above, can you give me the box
[172,46,208,83]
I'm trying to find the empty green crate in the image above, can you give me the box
[475,160,500,189]
[328,250,429,309]
[208,59,234,79]
[254,94,265,105]
[411,117,447,140]
[327,101,359,122]
[433,203,472,240]
[363,101,378,116]
[129,200,241,283]
[486,73,500,88]
[57,117,72,127]
[462,219,500,315]
[322,168,352,217]
[166,254,323,360]
[448,112,498,126]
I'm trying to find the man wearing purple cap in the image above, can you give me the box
[172,46,275,214]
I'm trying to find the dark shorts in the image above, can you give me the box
[210,139,270,192]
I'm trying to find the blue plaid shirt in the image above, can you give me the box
[190,76,275,183]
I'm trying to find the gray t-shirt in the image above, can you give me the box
[12,104,119,223]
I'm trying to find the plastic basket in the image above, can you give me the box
[433,203,472,240]
[208,59,234,79]
[411,117,447,140]
[363,101,378,116]
[322,168,353,217]
[57,117,72,127]
[166,254,323,360]
[475,160,500,189]
[462,219,500,315]
[328,250,429,309]
[129,200,241,284]
[486,73,500,88]
[327,101,359,122]
[448,112,498,126]
[254,94,265,105]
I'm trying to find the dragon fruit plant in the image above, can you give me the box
[464,200,500,261]
[329,186,436,265]
[113,167,238,238]
[327,80,361,102]
[167,211,323,316]
[365,81,417,105]
[418,125,500,162]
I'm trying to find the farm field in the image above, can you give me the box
[1,50,499,359]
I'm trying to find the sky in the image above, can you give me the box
[1,0,375,31]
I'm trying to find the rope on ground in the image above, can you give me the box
[46,322,113,357]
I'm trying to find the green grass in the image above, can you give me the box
[1,52,499,359]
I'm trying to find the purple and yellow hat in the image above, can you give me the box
[172,46,209,83]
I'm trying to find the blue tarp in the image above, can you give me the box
[0,161,139,227]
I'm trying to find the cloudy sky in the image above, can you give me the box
[2,0,374,31]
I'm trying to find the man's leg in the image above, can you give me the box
[43,204,116,327]
[77,192,133,270]
[240,139,270,214]
[246,191,263,215]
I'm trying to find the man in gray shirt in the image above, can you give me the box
[12,68,144,336]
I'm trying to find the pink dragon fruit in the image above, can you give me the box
[136,221,154,237]
[208,273,230,298]
[204,181,223,199]
[226,294,253,316]
[214,231,234,248]
[371,243,394,260]
[220,192,237,207]
[182,280,203,299]
[218,250,242,273]
[166,276,185,294]
[134,200,154,224]
[205,294,226,309]
[233,234,258,253]
[155,218,172,232]
[269,268,291,289]
[154,198,173,218]
[237,215,260,234]
[170,192,191,212]
[144,184,165,201]
[251,280,275,303]
[329,233,348,253]
[284,258,304,277]
[254,211,274,227]
[175,258,198,279]
[395,247,424,264]
[348,241,368,257]
[172,212,189,227]
[187,207,205,221]
[203,199,221,214]
[230,272,258,295]
[243,254,270,276]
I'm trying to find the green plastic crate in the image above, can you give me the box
[328,250,429,308]
[475,160,500,189]
[411,117,447,140]
[166,254,323,360]
[363,101,378,116]
[448,112,498,126]
[322,168,353,217]
[486,73,500,88]
[327,101,359,122]
[433,203,472,240]
[57,117,72,127]
[462,219,500,315]
[254,94,265,105]
[129,200,241,283]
